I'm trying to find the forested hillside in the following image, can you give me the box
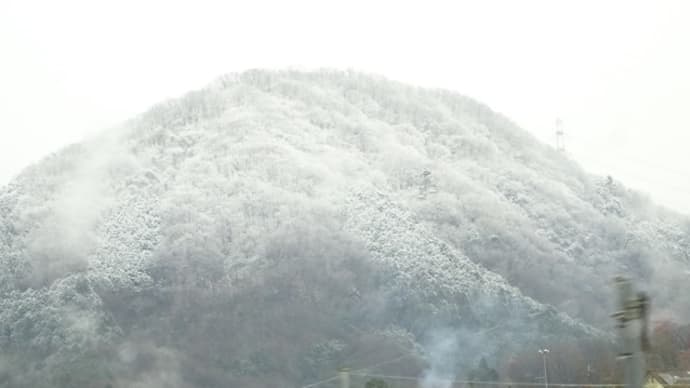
[0,69,687,387]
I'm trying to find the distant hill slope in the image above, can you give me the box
[0,69,687,387]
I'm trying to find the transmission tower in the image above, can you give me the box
[555,118,565,152]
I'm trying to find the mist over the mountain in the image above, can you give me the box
[0,69,688,387]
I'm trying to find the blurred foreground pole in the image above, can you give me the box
[338,368,350,388]
[612,277,649,388]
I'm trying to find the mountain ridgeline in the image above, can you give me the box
[0,70,688,387]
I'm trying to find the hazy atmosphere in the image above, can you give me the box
[2,0,689,213]
[1,1,689,388]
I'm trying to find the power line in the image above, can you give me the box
[578,161,690,196]
[345,323,507,377]
[349,354,416,375]
[300,323,420,388]
[350,372,418,382]
[350,373,629,387]
[301,374,340,388]
[547,129,690,186]
[555,133,690,204]
[344,323,421,373]
[300,355,416,387]
[564,133,690,179]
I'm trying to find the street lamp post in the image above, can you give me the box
[538,349,550,388]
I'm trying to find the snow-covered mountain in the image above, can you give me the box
[0,69,687,387]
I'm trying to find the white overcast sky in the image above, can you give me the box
[1,0,689,214]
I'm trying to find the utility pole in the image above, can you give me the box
[612,276,649,388]
[538,348,550,388]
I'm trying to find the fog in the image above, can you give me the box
[2,0,690,213]
[2,70,641,386]
[1,3,689,387]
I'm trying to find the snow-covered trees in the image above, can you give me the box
[0,69,688,386]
